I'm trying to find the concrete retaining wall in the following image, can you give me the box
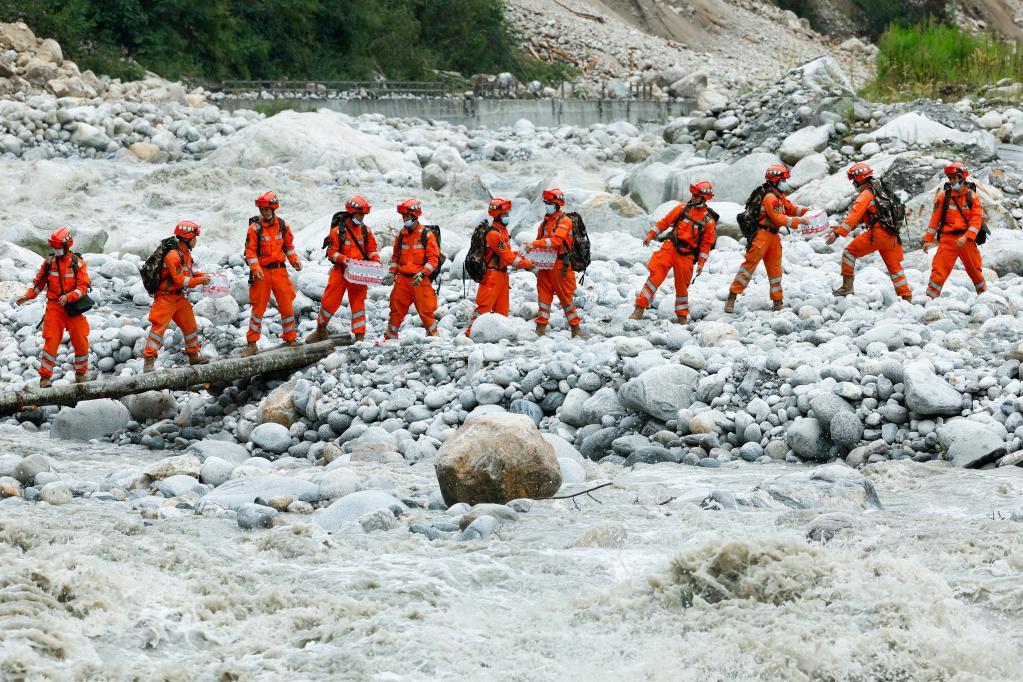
[222,97,694,127]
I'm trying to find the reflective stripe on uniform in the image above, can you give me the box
[974,279,987,293]
[425,321,438,335]
[734,268,751,285]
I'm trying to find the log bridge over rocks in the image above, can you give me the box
[0,336,353,417]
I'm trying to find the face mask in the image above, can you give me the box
[951,181,962,191]
[777,181,792,193]
[52,248,66,257]
[351,216,363,226]
[495,214,508,226]
[403,219,415,228]
[544,204,557,215]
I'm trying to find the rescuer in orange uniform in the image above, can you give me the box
[630,181,718,324]
[726,164,810,313]
[306,195,380,343]
[826,163,912,301]
[243,191,302,356]
[15,228,92,387]
[526,188,583,337]
[384,199,440,340]
[142,221,212,372]
[923,162,987,299]
[466,198,534,335]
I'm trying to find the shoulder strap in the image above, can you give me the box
[949,192,972,226]
[937,186,952,238]
[344,224,369,260]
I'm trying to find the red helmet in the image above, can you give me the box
[346,195,372,214]
[847,163,873,182]
[944,162,968,179]
[689,181,714,201]
[174,220,201,239]
[48,227,73,249]
[255,191,279,210]
[542,188,565,207]
[397,198,422,217]
[765,164,790,182]
[488,197,512,217]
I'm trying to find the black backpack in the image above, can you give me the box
[668,203,719,258]
[938,181,988,245]
[737,183,777,250]
[867,178,906,238]
[323,211,371,261]
[564,212,591,273]
[140,237,182,294]
[421,225,445,282]
[464,220,496,283]
[249,215,287,259]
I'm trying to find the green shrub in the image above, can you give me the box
[864,20,1023,101]
[0,0,574,87]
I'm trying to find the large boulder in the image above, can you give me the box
[51,399,131,441]
[786,417,834,462]
[202,475,320,511]
[778,124,832,164]
[313,490,404,533]
[619,364,699,421]
[123,391,178,422]
[434,413,561,506]
[187,439,250,465]
[469,313,522,342]
[903,361,963,417]
[249,422,292,455]
[866,112,997,158]
[257,380,297,426]
[938,419,1007,468]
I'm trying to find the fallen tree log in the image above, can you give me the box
[0,336,353,416]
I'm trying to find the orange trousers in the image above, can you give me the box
[730,230,783,301]
[636,244,695,320]
[536,265,580,328]
[841,227,911,298]
[317,268,367,334]
[39,301,89,378]
[248,268,297,343]
[467,269,510,334]
[144,292,200,358]
[386,275,438,339]
[926,236,986,299]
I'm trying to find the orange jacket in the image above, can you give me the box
[158,242,204,293]
[245,215,299,273]
[25,253,90,303]
[925,185,983,243]
[390,223,440,277]
[326,216,380,267]
[761,190,808,231]
[647,202,718,266]
[529,212,573,253]
[486,222,532,271]
[835,188,878,237]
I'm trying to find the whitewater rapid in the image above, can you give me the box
[2,426,1021,680]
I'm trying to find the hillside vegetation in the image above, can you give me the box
[2,0,567,84]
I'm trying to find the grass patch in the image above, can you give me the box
[863,20,1023,101]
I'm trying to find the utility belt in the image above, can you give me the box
[759,224,780,235]
[943,228,968,237]
[157,287,184,296]
[263,261,287,270]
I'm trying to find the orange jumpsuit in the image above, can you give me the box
[467,222,533,334]
[143,242,204,359]
[924,186,986,298]
[317,216,380,335]
[636,202,717,320]
[730,189,808,301]
[834,187,911,298]
[24,253,91,379]
[245,215,300,343]
[528,212,580,329]
[385,223,440,339]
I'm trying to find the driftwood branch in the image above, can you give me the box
[552,0,605,23]
[0,336,352,416]
[540,481,613,500]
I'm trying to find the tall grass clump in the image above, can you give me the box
[865,20,1023,101]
